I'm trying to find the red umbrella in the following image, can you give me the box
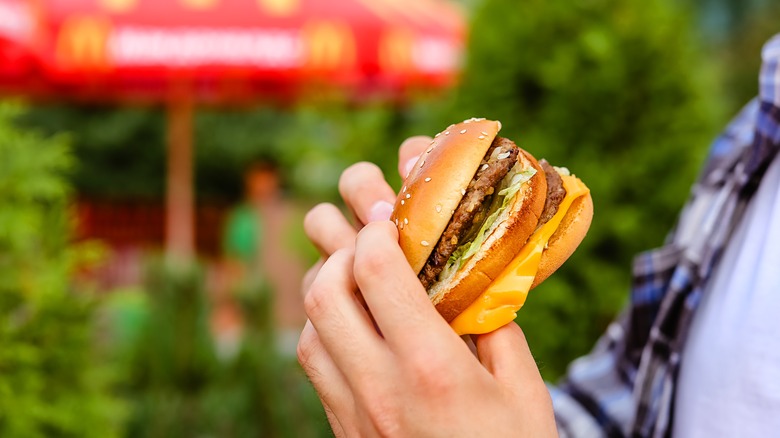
[0,0,464,262]
[0,0,37,85]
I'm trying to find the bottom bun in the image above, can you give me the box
[530,192,593,289]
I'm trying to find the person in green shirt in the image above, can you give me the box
[222,161,278,279]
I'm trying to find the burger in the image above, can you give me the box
[390,118,593,335]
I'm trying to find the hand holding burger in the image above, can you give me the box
[298,121,585,436]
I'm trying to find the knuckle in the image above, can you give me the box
[353,246,391,281]
[407,350,454,395]
[296,331,316,368]
[303,282,330,320]
[296,329,322,379]
[301,264,318,296]
[363,395,403,438]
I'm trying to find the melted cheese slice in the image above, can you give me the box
[450,175,589,336]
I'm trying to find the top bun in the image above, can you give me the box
[391,118,501,275]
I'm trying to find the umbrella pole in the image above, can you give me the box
[165,97,195,265]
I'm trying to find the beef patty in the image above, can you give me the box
[538,159,567,226]
[418,136,519,289]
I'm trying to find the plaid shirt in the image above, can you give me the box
[550,35,780,438]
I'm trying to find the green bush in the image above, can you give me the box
[0,102,123,437]
[115,262,329,438]
[452,0,726,380]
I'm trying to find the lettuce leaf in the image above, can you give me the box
[445,167,537,272]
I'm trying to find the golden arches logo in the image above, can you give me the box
[258,0,298,16]
[55,16,112,70]
[99,0,137,13]
[180,0,218,9]
[302,21,356,71]
[379,28,414,74]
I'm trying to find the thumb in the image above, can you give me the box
[475,323,546,392]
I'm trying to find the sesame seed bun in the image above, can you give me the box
[392,118,592,325]
[391,119,502,275]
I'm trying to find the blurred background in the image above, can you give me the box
[0,0,776,436]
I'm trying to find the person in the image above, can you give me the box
[298,35,780,437]
[222,161,278,278]
[214,161,278,357]
[219,159,307,355]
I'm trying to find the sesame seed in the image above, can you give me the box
[496,121,502,130]
[402,185,407,192]
[426,147,433,153]
[404,218,408,225]
[481,131,488,136]
[478,135,485,140]
[419,160,425,168]
[421,240,430,247]
[435,132,441,138]
[400,222,405,230]
[405,193,411,199]
[424,177,432,182]
[395,218,398,225]
[444,131,450,135]
[460,129,467,134]
[436,205,442,213]
[401,199,405,205]
[461,189,466,196]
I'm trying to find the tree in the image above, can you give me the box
[0,102,123,436]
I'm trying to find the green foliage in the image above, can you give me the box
[20,106,167,199]
[0,102,123,437]
[114,262,329,438]
[714,1,780,111]
[455,0,726,380]
[21,103,420,202]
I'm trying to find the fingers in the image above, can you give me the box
[475,323,546,394]
[297,321,353,437]
[301,259,324,296]
[339,162,396,227]
[304,249,387,382]
[304,203,357,257]
[398,136,432,178]
[353,221,457,351]
[476,323,556,435]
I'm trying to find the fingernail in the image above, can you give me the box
[368,201,393,222]
[403,156,420,178]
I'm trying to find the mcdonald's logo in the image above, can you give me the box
[379,28,414,74]
[258,0,298,16]
[302,21,356,71]
[55,16,112,70]
[180,0,218,9]
[99,0,137,13]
